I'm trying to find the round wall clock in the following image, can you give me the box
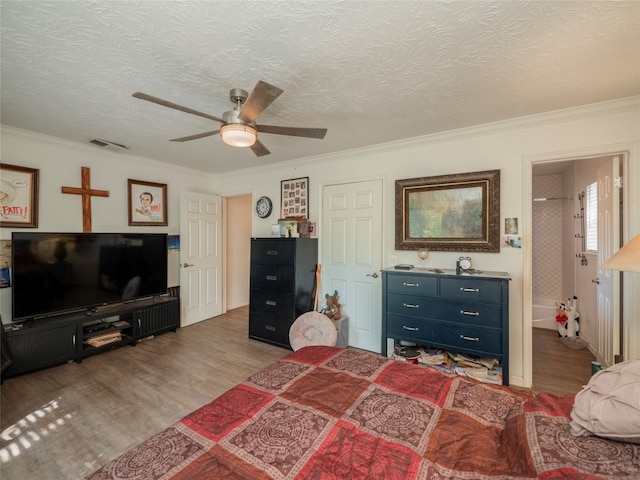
[256,196,273,218]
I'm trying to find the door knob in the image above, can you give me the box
[592,278,600,284]
[366,272,379,278]
[182,263,194,268]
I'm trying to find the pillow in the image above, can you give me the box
[570,360,640,444]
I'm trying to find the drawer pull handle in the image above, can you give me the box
[265,325,276,331]
[402,282,419,287]
[402,303,419,309]
[460,287,480,293]
[265,300,276,306]
[461,310,480,316]
[266,275,278,281]
[460,335,480,342]
[267,250,278,256]
[403,326,419,331]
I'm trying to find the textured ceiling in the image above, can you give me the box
[1,1,639,174]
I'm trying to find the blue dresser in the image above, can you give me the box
[382,268,510,385]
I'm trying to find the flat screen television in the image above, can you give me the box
[11,232,168,321]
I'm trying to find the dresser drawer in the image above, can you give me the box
[440,277,503,304]
[435,322,502,356]
[387,315,502,355]
[250,240,295,265]
[250,265,295,292]
[248,313,291,348]
[386,273,438,296]
[386,294,502,328]
[249,290,294,316]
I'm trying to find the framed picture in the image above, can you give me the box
[0,163,39,228]
[281,176,309,218]
[128,179,168,226]
[395,169,500,252]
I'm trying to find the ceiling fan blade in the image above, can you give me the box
[132,92,224,123]
[170,130,220,142]
[257,124,327,139]
[250,139,271,157]
[238,81,283,123]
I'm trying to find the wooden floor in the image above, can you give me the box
[1,311,595,480]
[0,306,289,480]
[531,327,596,395]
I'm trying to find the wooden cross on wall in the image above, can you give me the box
[61,167,110,232]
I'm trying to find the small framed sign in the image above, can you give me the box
[128,179,168,226]
[281,176,308,218]
[0,163,39,228]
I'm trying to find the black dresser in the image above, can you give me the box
[249,238,318,349]
[382,268,510,385]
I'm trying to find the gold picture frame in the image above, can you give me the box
[0,163,39,228]
[395,169,500,252]
[128,179,168,226]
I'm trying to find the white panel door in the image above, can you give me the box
[596,157,620,366]
[180,191,223,327]
[322,179,383,352]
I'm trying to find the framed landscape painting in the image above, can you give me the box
[395,170,500,252]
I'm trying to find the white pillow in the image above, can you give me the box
[570,360,640,444]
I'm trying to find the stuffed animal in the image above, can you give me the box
[323,291,342,320]
[555,302,569,337]
[555,297,580,338]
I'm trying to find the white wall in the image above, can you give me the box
[212,97,640,386]
[0,126,217,322]
[2,97,638,386]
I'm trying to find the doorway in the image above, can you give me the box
[530,154,622,390]
[225,194,252,310]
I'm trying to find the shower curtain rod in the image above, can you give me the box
[533,196,574,202]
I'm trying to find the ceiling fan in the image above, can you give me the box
[132,80,327,157]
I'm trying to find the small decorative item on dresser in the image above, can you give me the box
[417,247,430,267]
[456,256,472,275]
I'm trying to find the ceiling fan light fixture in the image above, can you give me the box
[220,124,257,147]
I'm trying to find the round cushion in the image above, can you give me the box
[570,360,640,444]
[289,312,337,351]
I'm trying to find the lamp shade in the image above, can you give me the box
[602,234,640,272]
[220,124,257,147]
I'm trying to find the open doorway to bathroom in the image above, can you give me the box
[531,154,622,394]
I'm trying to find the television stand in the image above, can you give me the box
[2,296,180,377]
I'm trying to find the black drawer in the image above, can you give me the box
[250,240,295,265]
[386,273,438,296]
[249,290,294,317]
[386,294,502,328]
[250,265,295,292]
[440,277,503,304]
[248,313,291,348]
[387,315,501,355]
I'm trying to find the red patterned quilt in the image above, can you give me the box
[86,346,639,479]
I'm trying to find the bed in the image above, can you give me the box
[86,346,640,479]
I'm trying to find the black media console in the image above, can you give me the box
[2,295,180,377]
